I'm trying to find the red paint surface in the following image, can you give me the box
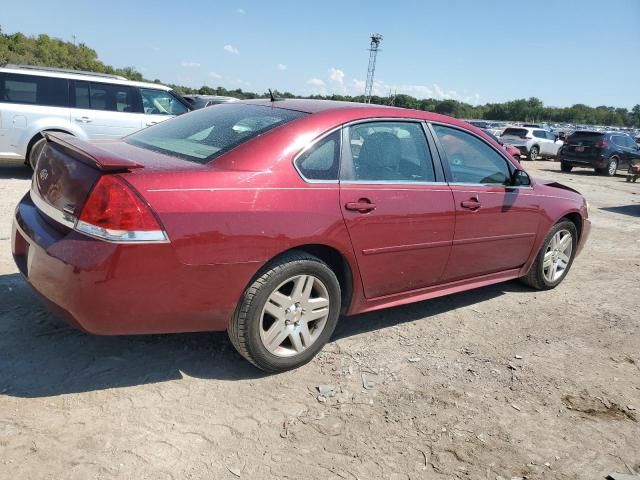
[13,100,591,334]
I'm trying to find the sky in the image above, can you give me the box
[1,0,639,108]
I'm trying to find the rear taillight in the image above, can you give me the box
[75,175,168,243]
[593,139,608,148]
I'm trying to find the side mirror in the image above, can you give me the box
[511,169,531,187]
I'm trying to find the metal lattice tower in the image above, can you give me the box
[364,33,383,103]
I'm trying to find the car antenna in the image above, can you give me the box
[268,88,284,102]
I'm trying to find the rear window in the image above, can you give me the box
[125,104,307,163]
[0,72,69,107]
[501,128,528,137]
[567,131,604,142]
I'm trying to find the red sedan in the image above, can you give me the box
[12,100,590,372]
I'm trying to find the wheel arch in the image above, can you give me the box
[561,211,583,241]
[25,128,76,160]
[251,243,355,314]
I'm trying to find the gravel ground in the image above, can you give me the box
[0,161,638,480]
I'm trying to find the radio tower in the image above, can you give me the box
[364,33,383,103]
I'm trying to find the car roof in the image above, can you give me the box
[236,98,476,127]
[0,66,173,91]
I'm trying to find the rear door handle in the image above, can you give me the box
[460,198,481,210]
[146,121,159,127]
[345,199,376,213]
[75,116,92,123]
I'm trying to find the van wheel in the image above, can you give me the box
[27,137,47,170]
[228,251,341,372]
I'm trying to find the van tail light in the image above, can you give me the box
[593,139,608,148]
[75,175,168,243]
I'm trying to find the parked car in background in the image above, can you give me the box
[558,131,640,175]
[13,99,590,372]
[0,64,191,168]
[481,128,522,162]
[500,127,564,161]
[183,95,239,109]
[522,122,552,132]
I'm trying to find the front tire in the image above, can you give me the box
[228,251,341,372]
[528,146,540,161]
[560,162,573,172]
[521,220,578,290]
[605,157,618,176]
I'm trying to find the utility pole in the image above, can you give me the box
[364,33,383,103]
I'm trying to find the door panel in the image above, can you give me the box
[442,186,540,281]
[71,108,143,139]
[430,123,540,281]
[339,120,454,298]
[71,80,143,139]
[340,184,455,298]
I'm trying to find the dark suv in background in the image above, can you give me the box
[559,131,640,176]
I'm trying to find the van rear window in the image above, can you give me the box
[0,73,69,107]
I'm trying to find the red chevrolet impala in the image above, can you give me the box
[12,100,590,371]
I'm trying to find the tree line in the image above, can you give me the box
[2,27,639,127]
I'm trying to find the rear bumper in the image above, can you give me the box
[12,193,256,335]
[559,154,608,168]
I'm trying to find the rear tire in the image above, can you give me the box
[27,136,47,170]
[528,146,540,161]
[605,157,618,176]
[228,251,341,372]
[521,220,578,290]
[560,162,573,172]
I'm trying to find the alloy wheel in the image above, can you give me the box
[608,159,617,176]
[542,229,573,283]
[259,274,330,357]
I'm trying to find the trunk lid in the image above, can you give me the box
[31,133,144,227]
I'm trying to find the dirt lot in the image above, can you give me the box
[0,161,638,480]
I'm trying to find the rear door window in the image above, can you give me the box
[0,73,69,107]
[533,130,546,139]
[342,121,436,182]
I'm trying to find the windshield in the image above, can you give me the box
[125,103,307,163]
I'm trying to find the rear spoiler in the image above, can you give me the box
[44,133,144,171]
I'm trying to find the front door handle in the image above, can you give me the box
[146,121,159,127]
[460,198,481,210]
[75,116,92,123]
[345,199,376,213]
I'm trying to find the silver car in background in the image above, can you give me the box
[500,126,564,161]
[0,65,190,168]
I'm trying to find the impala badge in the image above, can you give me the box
[39,169,49,182]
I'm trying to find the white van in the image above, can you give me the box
[0,65,191,167]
